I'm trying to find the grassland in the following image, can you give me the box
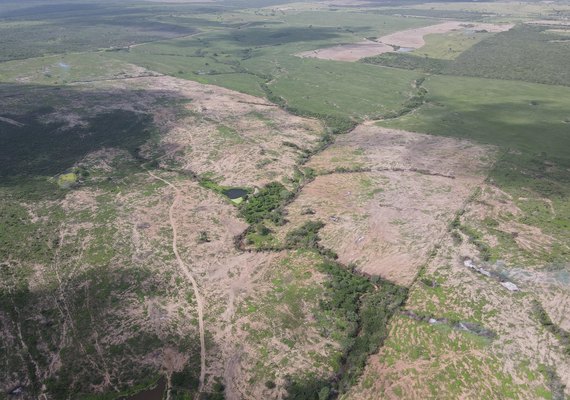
[106,12,428,121]
[416,30,493,60]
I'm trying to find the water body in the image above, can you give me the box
[396,47,414,53]
[223,188,247,199]
[58,62,71,70]
[120,379,165,400]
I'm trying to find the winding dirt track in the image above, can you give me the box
[147,171,207,393]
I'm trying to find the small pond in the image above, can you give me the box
[223,188,248,200]
[396,47,414,53]
[120,379,165,400]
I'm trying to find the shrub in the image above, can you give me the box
[285,221,325,249]
[240,182,291,224]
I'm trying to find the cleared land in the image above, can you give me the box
[379,22,513,49]
[298,21,513,61]
[80,75,323,187]
[0,75,336,398]
[1,1,569,399]
[297,40,393,62]
[275,125,495,286]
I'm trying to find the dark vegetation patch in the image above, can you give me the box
[285,220,325,249]
[362,25,570,87]
[221,26,342,47]
[286,261,408,399]
[383,77,427,119]
[361,52,450,73]
[284,220,338,259]
[532,300,570,356]
[0,108,155,181]
[449,25,570,86]
[240,182,292,224]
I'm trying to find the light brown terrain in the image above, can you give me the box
[297,40,393,62]
[379,21,513,49]
[298,21,514,61]
[345,182,570,399]
[275,124,495,286]
[73,76,323,187]
[0,75,340,399]
[347,233,570,399]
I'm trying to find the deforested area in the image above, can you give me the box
[1,0,569,399]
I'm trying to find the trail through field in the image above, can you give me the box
[0,116,24,127]
[147,170,207,393]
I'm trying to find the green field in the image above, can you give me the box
[416,30,493,60]
[107,13,427,121]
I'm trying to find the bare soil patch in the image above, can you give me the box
[379,21,513,49]
[297,40,394,62]
[281,125,495,286]
[347,232,570,399]
[297,21,513,62]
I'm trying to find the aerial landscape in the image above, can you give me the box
[0,0,569,399]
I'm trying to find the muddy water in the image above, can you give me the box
[223,188,247,199]
[120,379,166,400]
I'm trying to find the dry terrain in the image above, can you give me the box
[273,124,495,286]
[71,76,323,188]
[378,21,513,49]
[298,21,514,61]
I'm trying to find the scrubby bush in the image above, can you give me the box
[240,182,291,224]
[285,221,325,249]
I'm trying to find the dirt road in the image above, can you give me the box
[147,170,207,393]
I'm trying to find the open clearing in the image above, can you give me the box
[275,125,495,286]
[298,21,513,61]
[347,184,570,399]
[379,22,513,49]
[1,74,323,187]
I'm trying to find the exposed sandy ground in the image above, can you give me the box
[462,184,570,329]
[298,21,513,61]
[379,21,513,49]
[0,78,332,398]
[307,123,494,177]
[279,125,496,286]
[297,40,393,62]
[135,175,342,399]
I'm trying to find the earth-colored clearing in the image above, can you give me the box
[297,21,513,61]
[279,125,495,285]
